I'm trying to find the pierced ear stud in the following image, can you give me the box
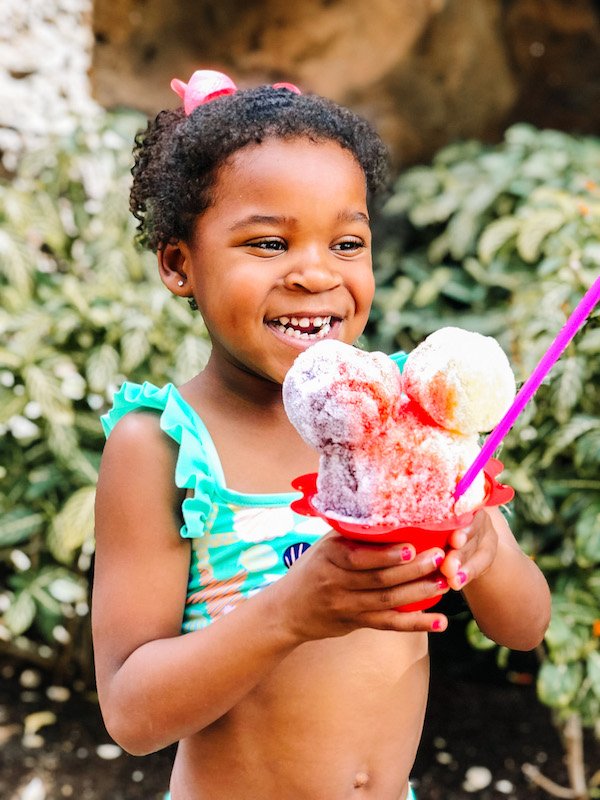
[177,279,185,287]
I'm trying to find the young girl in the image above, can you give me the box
[92,70,551,800]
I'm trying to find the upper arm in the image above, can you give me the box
[92,411,191,692]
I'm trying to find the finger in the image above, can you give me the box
[448,527,470,550]
[355,572,451,613]
[359,609,449,634]
[439,550,468,588]
[343,548,446,591]
[328,537,417,571]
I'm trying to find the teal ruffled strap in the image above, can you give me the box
[389,350,407,373]
[101,381,216,539]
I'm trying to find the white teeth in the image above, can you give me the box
[272,315,333,340]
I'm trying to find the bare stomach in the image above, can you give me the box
[169,629,430,800]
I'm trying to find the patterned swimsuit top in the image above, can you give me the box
[101,354,406,633]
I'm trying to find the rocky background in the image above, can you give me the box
[2,0,599,171]
[0,0,98,171]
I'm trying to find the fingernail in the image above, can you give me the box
[435,577,449,590]
[432,553,444,569]
[431,619,444,631]
[401,546,413,562]
[457,570,468,586]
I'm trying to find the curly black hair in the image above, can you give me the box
[130,85,390,252]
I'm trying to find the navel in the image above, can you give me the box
[353,771,370,789]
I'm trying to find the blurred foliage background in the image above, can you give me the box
[0,110,599,786]
[0,110,210,683]
[366,123,600,734]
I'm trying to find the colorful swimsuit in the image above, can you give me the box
[101,354,407,633]
[101,381,332,631]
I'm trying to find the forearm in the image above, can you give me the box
[99,582,300,755]
[462,540,551,650]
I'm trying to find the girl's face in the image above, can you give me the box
[167,137,375,386]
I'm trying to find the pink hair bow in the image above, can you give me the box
[170,70,301,116]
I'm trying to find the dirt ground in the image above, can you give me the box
[1,615,598,800]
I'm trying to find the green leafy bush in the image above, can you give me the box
[0,110,210,681]
[368,123,599,789]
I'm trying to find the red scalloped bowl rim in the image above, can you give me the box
[290,457,514,541]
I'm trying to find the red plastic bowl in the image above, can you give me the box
[291,458,514,612]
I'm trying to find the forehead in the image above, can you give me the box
[211,137,367,206]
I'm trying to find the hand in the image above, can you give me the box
[275,531,450,642]
[440,508,499,591]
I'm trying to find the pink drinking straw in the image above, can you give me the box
[454,273,600,500]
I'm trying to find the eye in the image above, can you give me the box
[248,238,287,253]
[332,238,366,253]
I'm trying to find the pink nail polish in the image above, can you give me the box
[457,570,467,586]
[435,577,449,590]
[401,546,413,562]
[431,619,444,631]
[433,553,444,569]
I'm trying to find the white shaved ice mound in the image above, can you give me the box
[282,340,400,450]
[403,327,515,434]
[283,331,515,525]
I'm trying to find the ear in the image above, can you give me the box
[157,242,194,298]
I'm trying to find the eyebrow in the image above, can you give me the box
[338,210,370,225]
[228,210,370,232]
[228,214,293,231]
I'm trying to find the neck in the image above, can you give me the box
[191,352,287,419]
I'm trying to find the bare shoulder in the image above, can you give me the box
[96,409,185,526]
[93,410,190,674]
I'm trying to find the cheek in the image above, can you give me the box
[355,270,375,312]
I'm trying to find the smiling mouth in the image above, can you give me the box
[268,315,336,340]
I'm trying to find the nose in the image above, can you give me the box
[282,247,342,293]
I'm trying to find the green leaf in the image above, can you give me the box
[4,591,36,635]
[465,619,496,650]
[477,216,520,264]
[411,267,453,308]
[0,509,45,547]
[47,574,87,604]
[47,485,96,564]
[172,334,211,385]
[0,229,34,297]
[120,327,151,372]
[588,651,600,697]
[578,326,600,354]
[540,415,600,468]
[447,210,479,260]
[545,615,592,663]
[574,505,600,567]
[537,661,584,709]
[549,357,584,424]
[575,429,600,468]
[515,209,566,263]
[411,193,461,226]
[85,344,120,393]
[23,365,74,425]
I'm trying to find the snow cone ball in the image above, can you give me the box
[403,327,516,435]
[282,340,400,450]
[362,406,484,524]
